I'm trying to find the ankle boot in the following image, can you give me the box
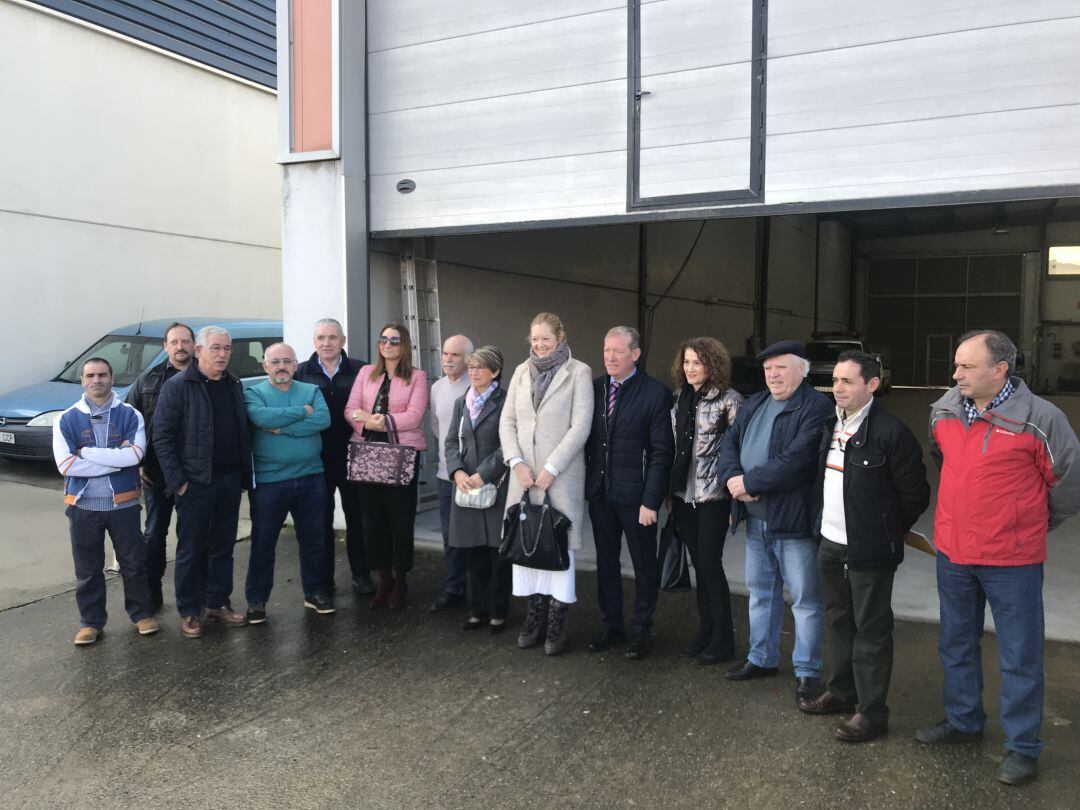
[387,570,408,610]
[517,595,548,649]
[370,569,393,609]
[544,599,569,656]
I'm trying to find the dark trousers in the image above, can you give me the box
[819,538,895,721]
[246,473,329,603]
[465,545,512,620]
[357,467,419,572]
[174,470,242,617]
[672,498,734,654]
[67,505,152,628]
[589,498,660,634]
[324,467,366,584]
[937,551,1045,758]
[142,482,175,605]
[438,478,468,596]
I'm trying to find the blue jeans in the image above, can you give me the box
[937,551,1044,758]
[744,517,823,677]
[438,478,467,596]
[246,473,329,604]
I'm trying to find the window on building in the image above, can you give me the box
[1048,246,1080,276]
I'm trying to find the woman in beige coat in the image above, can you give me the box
[500,312,593,655]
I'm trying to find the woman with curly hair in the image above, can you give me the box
[670,337,743,664]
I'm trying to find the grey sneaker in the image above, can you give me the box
[997,751,1038,786]
[517,595,548,649]
[544,599,569,656]
[914,719,983,745]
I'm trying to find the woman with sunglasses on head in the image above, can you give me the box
[346,323,429,610]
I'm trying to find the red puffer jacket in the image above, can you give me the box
[930,379,1080,566]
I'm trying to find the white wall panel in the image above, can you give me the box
[368,3,628,232]
[369,1,623,52]
[766,14,1080,205]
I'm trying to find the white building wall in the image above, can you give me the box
[366,0,1080,234]
[0,1,281,393]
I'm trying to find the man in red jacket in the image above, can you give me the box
[917,330,1080,787]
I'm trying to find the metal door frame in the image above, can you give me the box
[627,0,768,210]
[925,333,954,388]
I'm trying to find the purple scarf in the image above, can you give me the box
[466,381,498,424]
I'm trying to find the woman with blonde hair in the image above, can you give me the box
[346,323,429,610]
[670,336,743,664]
[500,312,593,655]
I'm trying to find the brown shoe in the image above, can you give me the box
[204,606,247,626]
[835,713,888,743]
[74,627,101,646]
[179,615,203,638]
[798,690,856,715]
[136,617,160,636]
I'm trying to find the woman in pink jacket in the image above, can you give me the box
[346,323,429,609]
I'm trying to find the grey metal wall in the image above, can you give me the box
[31,0,276,87]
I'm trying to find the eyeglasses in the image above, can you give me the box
[378,336,402,346]
[205,345,232,354]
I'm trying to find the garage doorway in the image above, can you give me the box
[864,254,1022,386]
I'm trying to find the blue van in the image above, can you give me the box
[0,317,283,461]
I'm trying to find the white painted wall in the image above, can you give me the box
[365,0,1080,233]
[0,2,281,393]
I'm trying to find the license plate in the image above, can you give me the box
[813,386,833,393]
[0,432,13,444]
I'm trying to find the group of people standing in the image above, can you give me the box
[52,312,1079,788]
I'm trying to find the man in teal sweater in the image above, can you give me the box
[244,343,334,622]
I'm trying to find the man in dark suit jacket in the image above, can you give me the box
[294,318,371,594]
[584,326,674,660]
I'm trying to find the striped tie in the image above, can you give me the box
[607,379,621,418]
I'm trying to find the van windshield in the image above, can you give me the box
[55,336,163,387]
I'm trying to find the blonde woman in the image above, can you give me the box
[499,313,593,655]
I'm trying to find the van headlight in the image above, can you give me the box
[27,410,63,427]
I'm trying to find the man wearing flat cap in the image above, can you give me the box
[718,340,833,703]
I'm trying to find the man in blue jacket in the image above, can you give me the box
[584,326,674,660]
[52,358,157,645]
[244,343,334,623]
[718,340,832,702]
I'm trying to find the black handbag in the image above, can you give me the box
[657,514,691,592]
[499,491,571,571]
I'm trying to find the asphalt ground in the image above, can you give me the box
[1,537,1078,809]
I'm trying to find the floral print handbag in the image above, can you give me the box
[346,415,417,486]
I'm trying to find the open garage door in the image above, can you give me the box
[864,254,1022,386]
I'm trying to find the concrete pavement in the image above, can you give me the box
[1,538,1079,808]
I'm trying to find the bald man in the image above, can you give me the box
[429,334,474,611]
[243,343,334,622]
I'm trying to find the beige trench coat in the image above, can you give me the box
[499,353,594,551]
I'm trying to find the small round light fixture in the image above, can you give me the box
[396,179,416,194]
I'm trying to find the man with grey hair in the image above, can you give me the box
[718,339,832,702]
[154,325,252,638]
[584,326,674,659]
[916,329,1080,787]
[295,317,372,594]
[429,334,474,611]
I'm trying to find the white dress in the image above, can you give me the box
[512,551,577,603]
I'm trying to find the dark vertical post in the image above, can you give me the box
[753,216,771,353]
[637,223,648,364]
[812,215,821,334]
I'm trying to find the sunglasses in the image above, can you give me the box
[378,336,403,346]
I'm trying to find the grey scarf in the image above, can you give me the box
[529,341,571,411]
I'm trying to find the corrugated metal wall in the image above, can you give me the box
[31,0,276,87]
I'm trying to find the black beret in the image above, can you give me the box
[755,340,807,362]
